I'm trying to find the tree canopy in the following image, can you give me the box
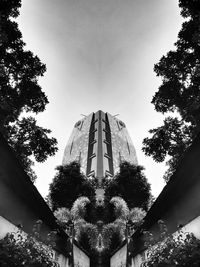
[142,0,200,181]
[0,0,57,181]
[104,162,152,211]
[48,162,96,211]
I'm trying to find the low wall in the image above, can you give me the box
[182,215,200,239]
[110,244,127,267]
[0,134,71,267]
[73,244,90,267]
[0,215,18,239]
[57,253,70,267]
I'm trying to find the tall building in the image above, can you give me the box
[62,110,137,186]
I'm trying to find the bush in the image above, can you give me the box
[143,222,200,267]
[104,162,152,211]
[0,221,59,267]
[48,162,95,211]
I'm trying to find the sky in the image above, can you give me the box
[17,0,183,198]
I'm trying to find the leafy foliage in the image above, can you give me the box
[54,207,72,233]
[142,0,200,181]
[51,163,148,258]
[0,221,59,267]
[54,195,145,264]
[6,117,57,181]
[74,219,98,251]
[128,207,146,232]
[110,197,129,221]
[143,221,200,267]
[48,162,96,211]
[103,198,145,252]
[0,0,58,181]
[143,117,194,181]
[101,197,129,251]
[71,196,91,221]
[104,162,152,211]
[63,196,99,253]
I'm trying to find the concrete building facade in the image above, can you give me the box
[63,110,137,186]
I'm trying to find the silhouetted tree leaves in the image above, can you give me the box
[48,162,96,211]
[0,0,57,181]
[104,162,152,211]
[143,0,200,181]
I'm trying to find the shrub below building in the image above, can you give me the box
[143,222,200,267]
[0,221,59,267]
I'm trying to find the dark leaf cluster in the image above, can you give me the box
[0,221,59,267]
[179,0,200,18]
[48,162,96,211]
[0,0,58,181]
[142,0,200,181]
[104,162,152,211]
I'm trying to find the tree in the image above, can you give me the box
[71,197,98,252]
[143,117,193,181]
[48,162,96,211]
[104,162,152,211]
[0,0,57,181]
[54,197,99,254]
[102,197,146,255]
[142,0,200,181]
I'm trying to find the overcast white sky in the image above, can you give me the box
[17,0,183,198]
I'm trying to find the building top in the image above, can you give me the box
[63,111,137,185]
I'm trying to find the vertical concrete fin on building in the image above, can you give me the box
[96,110,104,185]
[86,112,95,177]
[104,113,114,176]
[86,110,114,185]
